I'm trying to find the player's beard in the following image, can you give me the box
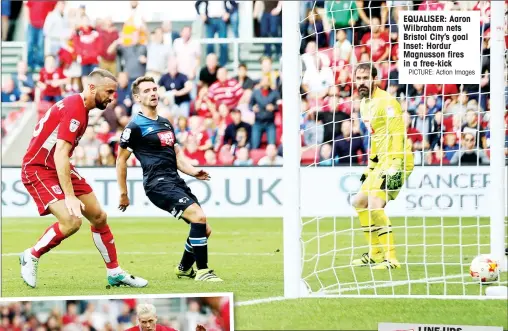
[95,94,109,110]
[358,85,370,99]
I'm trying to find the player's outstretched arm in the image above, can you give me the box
[116,147,131,212]
[54,139,85,217]
[174,144,211,180]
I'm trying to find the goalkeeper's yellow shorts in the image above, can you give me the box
[360,156,414,202]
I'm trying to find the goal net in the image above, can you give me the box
[286,0,507,298]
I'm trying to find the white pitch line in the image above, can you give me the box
[235,273,506,306]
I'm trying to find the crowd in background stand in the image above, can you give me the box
[1,0,507,166]
[0,299,223,331]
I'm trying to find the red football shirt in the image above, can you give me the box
[39,67,66,97]
[208,79,244,110]
[26,0,57,29]
[360,32,389,63]
[124,325,177,331]
[22,94,89,170]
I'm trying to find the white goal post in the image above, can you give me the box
[282,0,506,299]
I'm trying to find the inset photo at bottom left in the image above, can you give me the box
[0,293,233,331]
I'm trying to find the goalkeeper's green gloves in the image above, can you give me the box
[383,159,404,190]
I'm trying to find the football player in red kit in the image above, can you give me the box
[201,297,230,331]
[19,68,147,288]
[124,303,178,331]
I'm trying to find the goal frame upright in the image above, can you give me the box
[282,0,304,299]
[488,0,507,272]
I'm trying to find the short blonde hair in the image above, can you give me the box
[136,303,157,318]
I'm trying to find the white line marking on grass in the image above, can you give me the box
[235,273,507,306]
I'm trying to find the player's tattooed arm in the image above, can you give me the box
[174,144,211,180]
[116,147,132,212]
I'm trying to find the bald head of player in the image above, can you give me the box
[136,303,158,331]
[84,68,118,111]
[131,76,159,115]
[354,63,378,99]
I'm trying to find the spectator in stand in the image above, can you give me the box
[303,111,324,146]
[1,0,10,41]
[1,77,20,102]
[146,27,171,83]
[26,0,57,71]
[425,148,450,165]
[159,57,193,118]
[233,147,254,166]
[326,0,358,45]
[301,55,334,100]
[462,108,487,149]
[258,144,283,166]
[195,0,231,67]
[121,0,148,47]
[234,147,253,166]
[231,126,250,155]
[259,57,279,91]
[72,16,102,80]
[186,116,213,152]
[442,132,459,162]
[318,143,334,166]
[218,144,235,165]
[360,16,390,63]
[38,55,67,103]
[356,0,387,32]
[161,21,180,46]
[12,61,35,102]
[403,110,425,157]
[62,302,79,326]
[173,26,201,83]
[97,17,120,76]
[43,1,70,59]
[258,1,282,58]
[193,86,216,118]
[204,149,221,166]
[102,103,129,133]
[108,31,147,87]
[208,67,244,110]
[411,103,433,148]
[199,53,220,88]
[98,143,116,166]
[450,132,490,165]
[301,41,330,73]
[116,72,133,116]
[300,7,326,54]
[226,1,239,38]
[249,75,280,148]
[234,63,255,91]
[332,119,366,164]
[418,0,445,11]
[174,116,190,144]
[223,108,251,146]
[183,134,206,165]
[332,28,355,67]
[80,126,101,166]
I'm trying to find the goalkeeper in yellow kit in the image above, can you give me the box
[351,63,414,270]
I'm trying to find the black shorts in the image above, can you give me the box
[146,181,199,221]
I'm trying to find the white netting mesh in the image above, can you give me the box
[298,0,507,296]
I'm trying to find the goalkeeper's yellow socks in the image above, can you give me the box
[371,209,397,262]
[357,209,382,258]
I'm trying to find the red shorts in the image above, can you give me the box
[21,167,93,216]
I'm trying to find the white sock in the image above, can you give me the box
[107,266,123,276]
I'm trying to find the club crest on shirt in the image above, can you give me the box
[122,128,131,141]
[157,131,175,147]
[51,185,62,194]
[69,119,80,132]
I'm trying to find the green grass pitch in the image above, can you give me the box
[2,217,507,330]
